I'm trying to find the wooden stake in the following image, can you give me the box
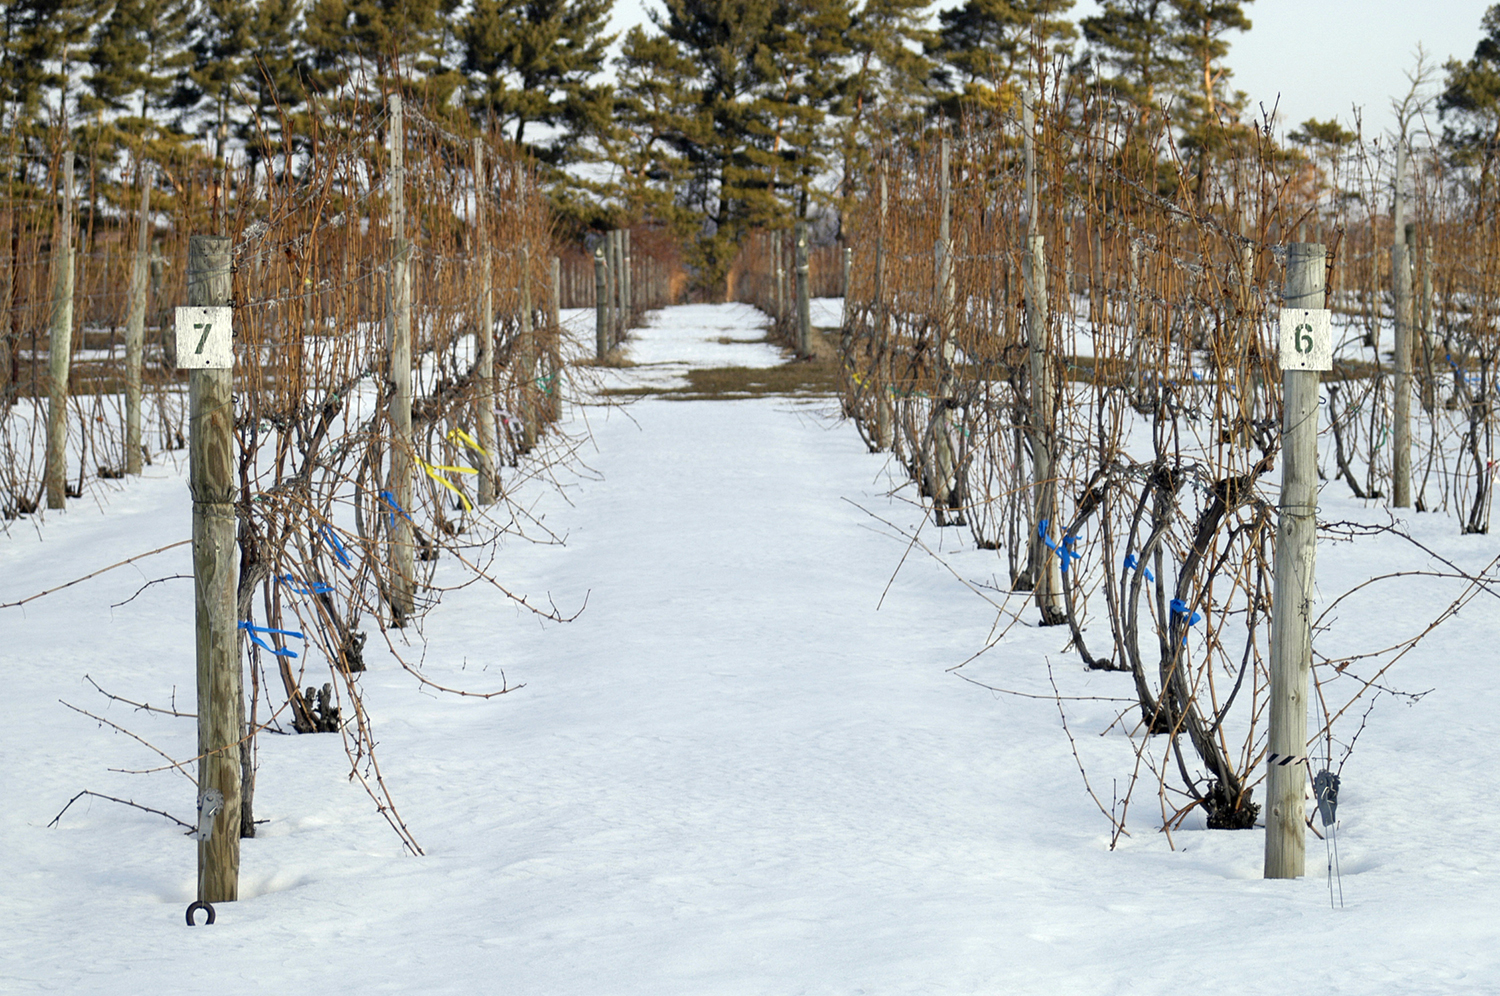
[875,171,892,451]
[1026,232,1063,624]
[548,255,561,421]
[621,228,632,332]
[1264,242,1324,880]
[472,138,497,506]
[1392,142,1412,507]
[45,147,74,509]
[594,244,608,360]
[795,220,811,356]
[520,243,537,451]
[125,164,151,475]
[189,234,239,902]
[387,93,415,623]
[933,135,956,524]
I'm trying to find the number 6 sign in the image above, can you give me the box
[1278,308,1331,371]
[175,306,234,370]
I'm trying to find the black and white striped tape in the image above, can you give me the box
[1266,753,1308,767]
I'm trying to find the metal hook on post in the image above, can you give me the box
[186,787,224,926]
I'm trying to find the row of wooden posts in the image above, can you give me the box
[837,90,1326,880]
[188,93,574,912]
[593,228,630,359]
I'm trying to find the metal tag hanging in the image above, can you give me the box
[1312,770,1339,827]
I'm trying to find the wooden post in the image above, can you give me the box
[387,93,415,623]
[621,228,632,331]
[1026,233,1063,624]
[1391,141,1412,508]
[1420,235,1436,412]
[594,244,608,360]
[548,255,562,421]
[472,138,497,506]
[610,229,624,344]
[188,234,239,903]
[1264,242,1324,880]
[933,134,956,524]
[45,147,74,509]
[874,171,892,451]
[125,164,151,475]
[520,244,537,450]
[795,220,811,356]
[774,234,785,327]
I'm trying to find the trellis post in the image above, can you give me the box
[472,137,497,506]
[45,146,74,509]
[1265,242,1327,879]
[185,234,239,904]
[125,164,151,475]
[386,92,415,623]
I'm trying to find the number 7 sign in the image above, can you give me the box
[1278,308,1332,371]
[175,306,234,370]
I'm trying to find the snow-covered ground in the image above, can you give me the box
[4,303,1500,994]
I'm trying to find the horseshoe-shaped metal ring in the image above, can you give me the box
[186,900,216,926]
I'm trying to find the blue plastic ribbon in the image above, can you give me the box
[238,621,305,657]
[1169,598,1203,646]
[1124,553,1155,582]
[319,525,351,567]
[279,574,334,595]
[379,490,413,528]
[1039,520,1082,572]
[1058,535,1082,574]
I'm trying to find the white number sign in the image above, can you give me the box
[1278,308,1332,372]
[175,306,234,370]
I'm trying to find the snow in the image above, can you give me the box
[5,302,1500,993]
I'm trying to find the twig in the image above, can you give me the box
[85,675,195,718]
[109,574,191,609]
[0,540,191,609]
[48,790,195,831]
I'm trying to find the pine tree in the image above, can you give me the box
[304,0,455,94]
[78,0,197,164]
[837,0,934,214]
[1168,0,1252,160]
[1079,0,1183,114]
[459,0,615,164]
[182,0,258,162]
[236,0,312,178]
[1440,5,1500,160]
[613,0,784,292]
[928,0,1075,119]
[608,24,703,233]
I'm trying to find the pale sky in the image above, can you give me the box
[605,0,1496,143]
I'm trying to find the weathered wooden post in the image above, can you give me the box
[1391,140,1412,508]
[125,164,151,475]
[795,220,811,356]
[1265,242,1328,880]
[184,234,239,905]
[610,229,624,345]
[874,171,892,451]
[774,233,785,328]
[932,134,956,525]
[521,244,539,449]
[387,93,415,623]
[621,228,632,331]
[472,138,498,506]
[45,147,74,509]
[1022,87,1063,622]
[594,243,608,360]
[1420,234,1436,412]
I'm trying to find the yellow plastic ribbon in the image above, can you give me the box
[446,427,490,458]
[417,457,475,512]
